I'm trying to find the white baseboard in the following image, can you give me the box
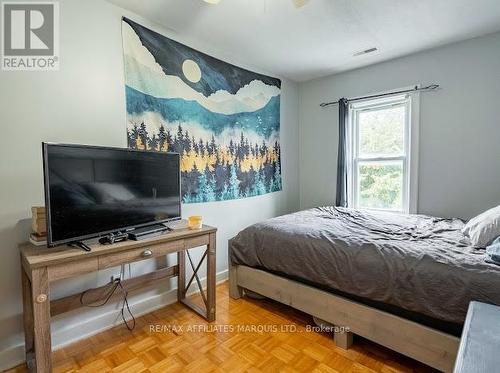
[0,269,228,372]
[0,345,25,373]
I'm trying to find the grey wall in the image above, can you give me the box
[0,0,299,369]
[299,31,500,219]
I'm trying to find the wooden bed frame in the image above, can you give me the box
[229,262,460,372]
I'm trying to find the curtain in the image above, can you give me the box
[335,98,349,207]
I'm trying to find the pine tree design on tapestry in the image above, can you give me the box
[128,123,282,203]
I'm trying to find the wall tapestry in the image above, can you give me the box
[122,18,282,203]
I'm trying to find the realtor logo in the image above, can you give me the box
[2,1,59,70]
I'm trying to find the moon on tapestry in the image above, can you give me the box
[121,18,282,203]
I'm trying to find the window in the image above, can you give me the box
[347,93,418,213]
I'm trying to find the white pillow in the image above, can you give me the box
[462,205,500,248]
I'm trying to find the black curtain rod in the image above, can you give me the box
[319,84,440,108]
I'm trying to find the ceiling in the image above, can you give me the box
[107,0,500,82]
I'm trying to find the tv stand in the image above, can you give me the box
[68,241,92,252]
[19,224,217,372]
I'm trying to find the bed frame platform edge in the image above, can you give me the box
[228,262,459,373]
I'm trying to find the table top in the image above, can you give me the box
[20,224,217,269]
[453,301,500,373]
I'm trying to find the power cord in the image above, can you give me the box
[79,277,136,331]
[117,280,136,331]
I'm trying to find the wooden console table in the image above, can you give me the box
[20,225,217,373]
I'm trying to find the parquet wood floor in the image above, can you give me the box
[6,282,437,372]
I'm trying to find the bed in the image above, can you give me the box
[228,207,500,372]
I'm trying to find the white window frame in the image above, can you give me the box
[347,88,419,214]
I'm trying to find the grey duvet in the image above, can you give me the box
[229,207,500,325]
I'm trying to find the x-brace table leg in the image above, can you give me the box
[177,233,216,322]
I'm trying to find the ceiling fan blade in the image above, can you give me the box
[292,0,310,8]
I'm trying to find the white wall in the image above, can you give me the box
[299,31,500,219]
[0,0,299,369]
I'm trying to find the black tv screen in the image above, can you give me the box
[43,143,181,246]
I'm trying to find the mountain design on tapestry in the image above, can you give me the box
[122,18,282,203]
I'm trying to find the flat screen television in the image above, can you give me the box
[42,143,181,247]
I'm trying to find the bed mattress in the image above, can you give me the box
[229,207,500,328]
